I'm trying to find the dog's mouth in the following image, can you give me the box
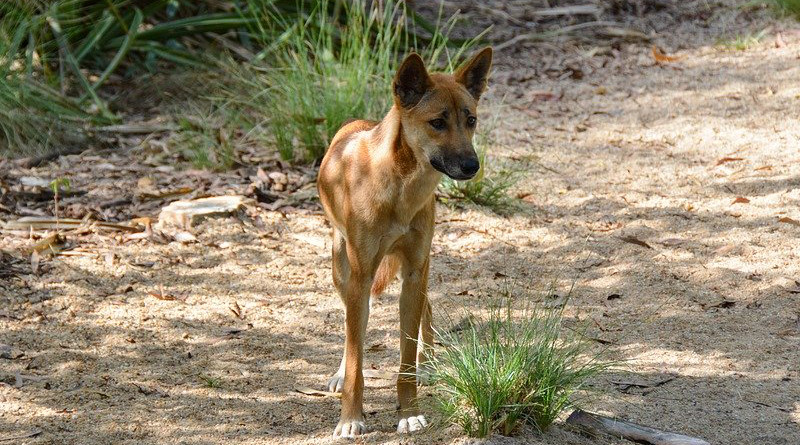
[430,156,480,181]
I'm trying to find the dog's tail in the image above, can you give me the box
[370,255,401,297]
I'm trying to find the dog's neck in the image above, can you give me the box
[372,105,442,213]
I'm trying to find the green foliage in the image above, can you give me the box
[773,0,800,19]
[224,0,485,162]
[429,289,611,438]
[0,0,253,156]
[199,374,222,388]
[717,29,768,50]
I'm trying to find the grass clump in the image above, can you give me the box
[774,0,800,19]
[225,0,483,162]
[717,29,768,50]
[429,289,610,438]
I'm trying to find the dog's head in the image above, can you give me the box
[392,47,492,180]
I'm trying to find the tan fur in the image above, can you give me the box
[317,47,492,438]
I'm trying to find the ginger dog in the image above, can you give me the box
[317,47,492,438]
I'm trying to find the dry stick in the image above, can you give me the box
[566,410,711,445]
[494,21,621,51]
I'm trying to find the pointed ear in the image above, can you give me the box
[393,53,431,108]
[455,47,493,100]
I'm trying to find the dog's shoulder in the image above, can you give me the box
[329,119,379,154]
[338,118,379,137]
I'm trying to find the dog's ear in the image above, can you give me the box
[455,47,493,100]
[393,53,431,108]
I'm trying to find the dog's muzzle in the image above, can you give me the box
[431,154,480,180]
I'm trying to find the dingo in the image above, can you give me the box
[317,47,493,438]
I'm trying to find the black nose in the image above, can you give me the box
[461,157,480,176]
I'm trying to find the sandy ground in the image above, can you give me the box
[2,2,800,444]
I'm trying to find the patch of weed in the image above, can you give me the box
[429,286,612,437]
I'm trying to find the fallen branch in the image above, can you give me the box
[566,410,710,445]
[494,21,621,51]
[3,217,141,233]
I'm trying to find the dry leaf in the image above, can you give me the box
[529,90,559,102]
[230,301,244,319]
[715,157,744,166]
[618,235,652,249]
[754,165,773,171]
[363,369,395,380]
[652,46,684,63]
[149,284,177,301]
[732,197,750,204]
[778,217,800,227]
[775,32,786,48]
[295,386,340,398]
[367,342,387,352]
[30,250,40,274]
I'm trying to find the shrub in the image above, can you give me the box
[225,0,484,162]
[429,288,611,437]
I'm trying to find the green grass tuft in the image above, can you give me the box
[222,0,484,162]
[429,287,611,438]
[717,28,768,50]
[774,0,800,19]
[199,374,222,388]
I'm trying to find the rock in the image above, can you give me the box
[0,343,22,359]
[156,196,246,230]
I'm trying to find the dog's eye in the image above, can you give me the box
[467,116,477,127]
[429,119,446,130]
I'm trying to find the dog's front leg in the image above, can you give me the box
[396,255,430,433]
[334,247,374,438]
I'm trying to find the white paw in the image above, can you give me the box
[327,373,344,393]
[334,419,368,438]
[397,415,428,433]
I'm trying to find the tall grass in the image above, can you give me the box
[225,0,485,162]
[429,288,611,437]
[774,0,800,19]
[0,0,253,156]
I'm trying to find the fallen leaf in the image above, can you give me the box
[618,235,652,249]
[775,32,786,48]
[529,90,559,102]
[149,292,176,301]
[30,250,40,274]
[230,301,244,319]
[715,157,744,166]
[754,165,773,171]
[363,369,395,380]
[778,217,800,227]
[295,386,340,398]
[149,285,178,301]
[172,231,197,244]
[652,46,684,63]
[367,342,387,352]
[732,196,750,204]
[702,299,736,310]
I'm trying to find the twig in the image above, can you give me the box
[494,21,621,51]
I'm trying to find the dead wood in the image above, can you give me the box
[566,410,710,445]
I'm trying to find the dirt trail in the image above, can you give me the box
[2,2,800,444]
